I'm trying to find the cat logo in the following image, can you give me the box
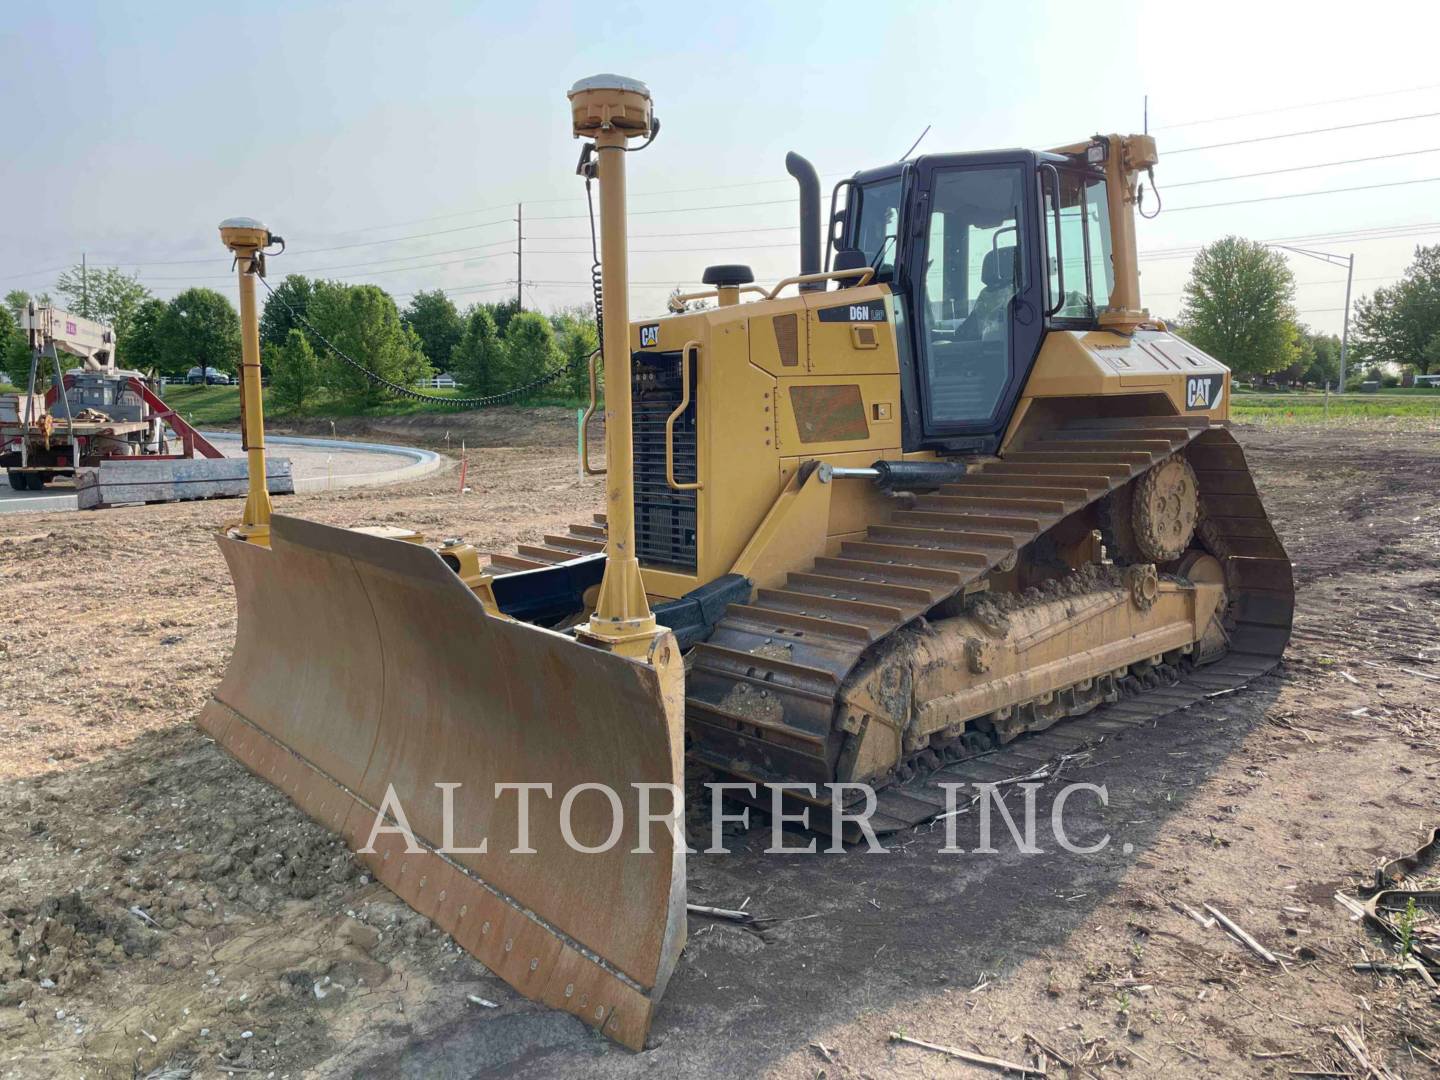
[639,323,659,348]
[1185,374,1222,411]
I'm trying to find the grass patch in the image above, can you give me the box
[158,383,587,426]
[1231,392,1440,422]
[1234,384,1440,396]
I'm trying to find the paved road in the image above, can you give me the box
[0,433,442,513]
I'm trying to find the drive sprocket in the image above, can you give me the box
[1102,453,1199,563]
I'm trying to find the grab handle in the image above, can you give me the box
[579,349,605,476]
[665,340,702,492]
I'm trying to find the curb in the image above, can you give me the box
[200,432,450,493]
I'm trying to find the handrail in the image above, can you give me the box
[663,265,878,314]
[665,339,702,492]
[579,349,605,476]
[765,266,874,299]
[1040,162,1066,318]
[667,285,766,313]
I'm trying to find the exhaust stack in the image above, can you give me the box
[786,151,823,291]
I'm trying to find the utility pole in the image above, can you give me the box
[81,252,88,317]
[1339,252,1354,393]
[516,203,523,309]
[1269,243,1355,393]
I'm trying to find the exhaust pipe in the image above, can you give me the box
[785,151,822,291]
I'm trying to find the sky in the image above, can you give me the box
[4,0,1440,337]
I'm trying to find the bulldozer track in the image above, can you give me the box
[491,416,1294,834]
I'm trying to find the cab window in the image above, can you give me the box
[1044,170,1113,319]
[850,178,901,276]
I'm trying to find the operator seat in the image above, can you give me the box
[958,245,1018,340]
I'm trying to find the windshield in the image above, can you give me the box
[850,178,902,276]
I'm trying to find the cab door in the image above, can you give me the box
[898,152,1046,448]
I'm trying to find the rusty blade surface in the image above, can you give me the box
[199,514,686,1049]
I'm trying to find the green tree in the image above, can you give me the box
[269,327,323,413]
[488,297,522,337]
[550,307,598,398]
[502,310,563,393]
[5,290,31,322]
[1424,332,1440,376]
[1297,328,1342,386]
[306,281,430,404]
[1180,236,1299,376]
[0,307,30,384]
[53,264,152,343]
[402,290,463,374]
[118,297,168,372]
[258,274,314,350]
[157,288,241,378]
[1352,245,1440,374]
[450,305,506,395]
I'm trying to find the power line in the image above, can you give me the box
[1146,274,1394,297]
[1141,220,1440,259]
[1165,147,1440,188]
[1168,111,1440,154]
[286,216,515,256]
[524,224,797,242]
[1167,176,1440,214]
[528,196,797,221]
[523,241,799,255]
[1155,81,1440,131]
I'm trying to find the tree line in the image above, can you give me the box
[2,265,597,411]
[11,237,1437,399]
[1174,236,1440,386]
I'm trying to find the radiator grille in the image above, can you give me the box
[632,350,697,571]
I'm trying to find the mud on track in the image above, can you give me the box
[1,419,1438,1078]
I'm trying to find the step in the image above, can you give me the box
[786,571,936,609]
[812,556,967,595]
[840,540,993,572]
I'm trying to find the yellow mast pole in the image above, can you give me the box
[219,218,275,544]
[567,75,665,658]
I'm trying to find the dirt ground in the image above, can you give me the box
[1,417,1438,1078]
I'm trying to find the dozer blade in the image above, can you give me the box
[199,514,686,1049]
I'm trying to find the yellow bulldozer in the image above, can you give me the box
[199,75,1293,1049]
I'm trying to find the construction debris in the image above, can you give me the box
[1330,1025,1400,1080]
[686,903,756,925]
[888,1032,1045,1076]
[1204,903,1280,965]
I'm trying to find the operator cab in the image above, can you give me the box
[830,142,1118,452]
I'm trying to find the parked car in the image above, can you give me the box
[186,366,232,385]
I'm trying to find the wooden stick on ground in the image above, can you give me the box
[686,903,754,924]
[889,1033,1046,1076]
[1204,903,1280,965]
[1332,1024,1400,1080]
[1025,1031,1106,1080]
[1171,898,1217,929]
